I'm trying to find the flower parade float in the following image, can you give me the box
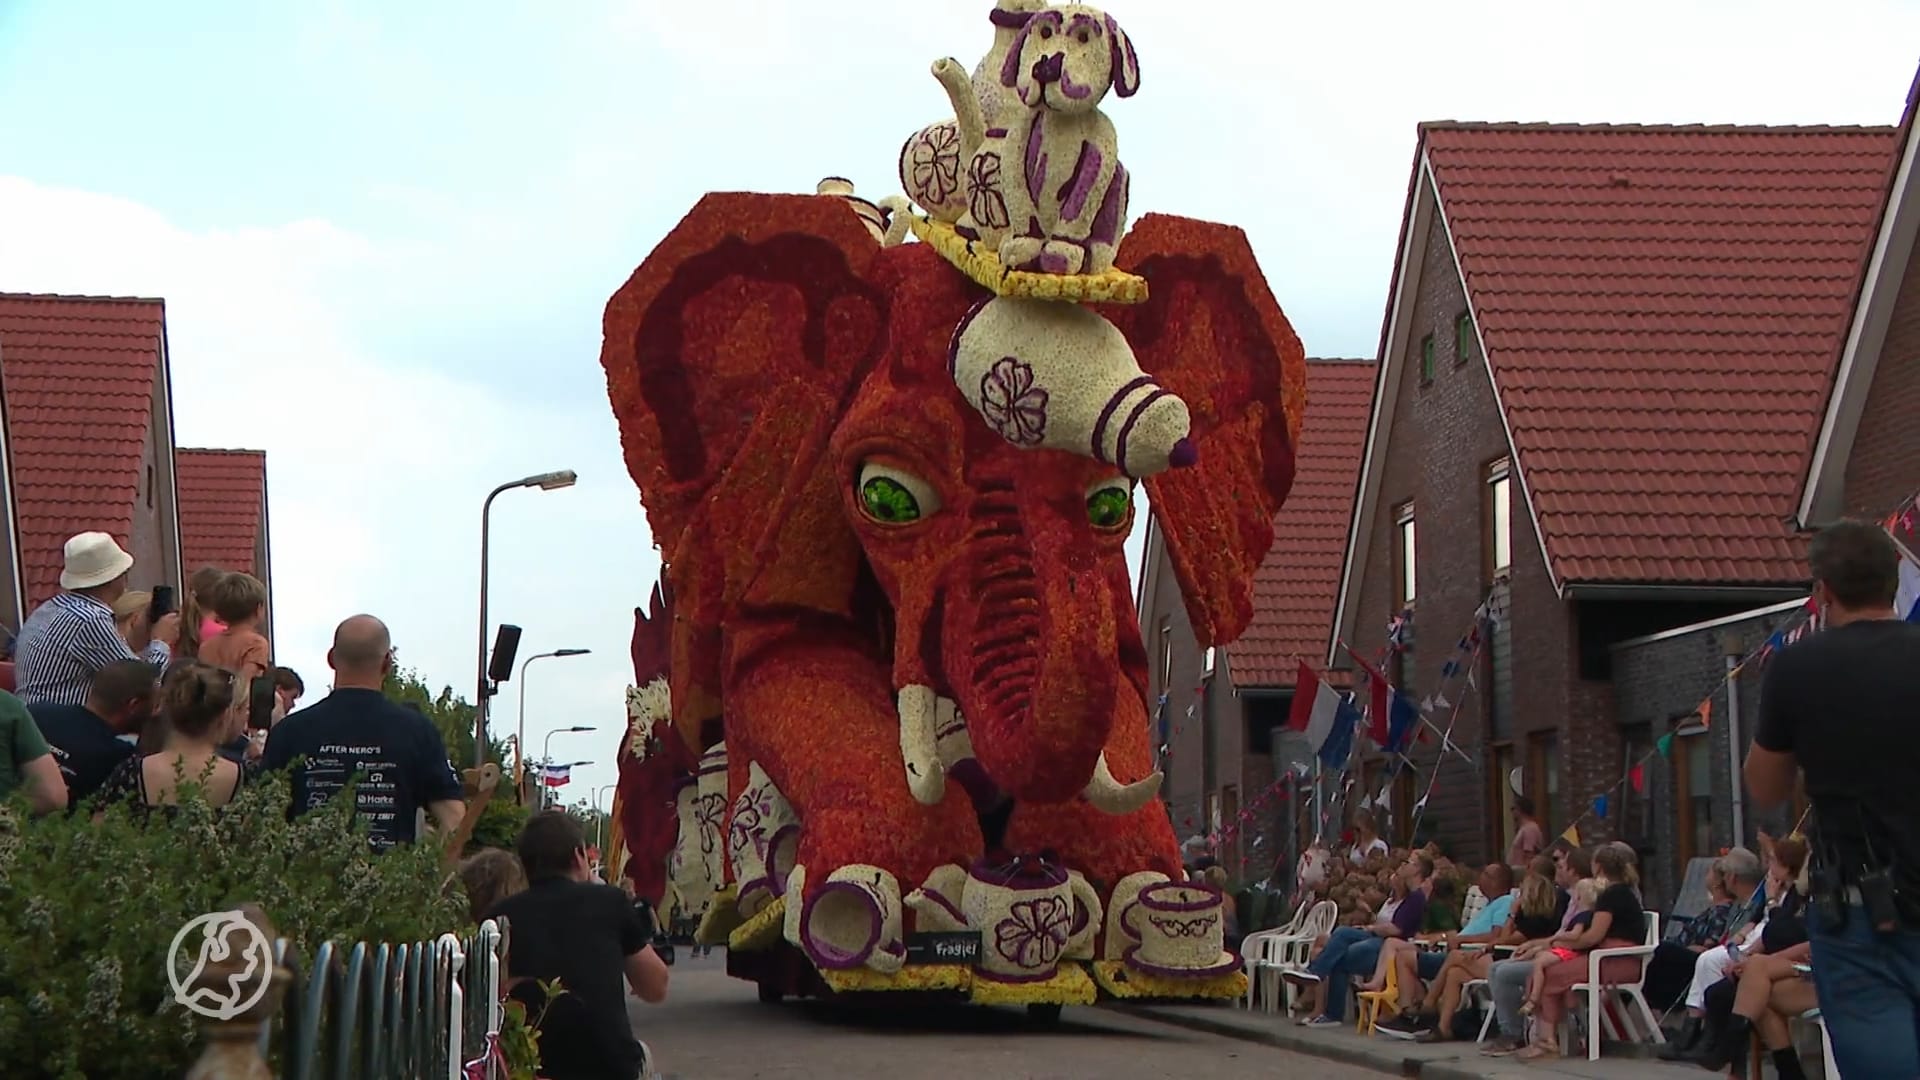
[601,0,1306,1016]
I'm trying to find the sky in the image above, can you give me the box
[0,0,1915,808]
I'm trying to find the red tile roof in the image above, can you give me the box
[1425,123,1899,584]
[0,294,165,606]
[176,449,267,576]
[1229,359,1376,686]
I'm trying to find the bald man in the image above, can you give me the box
[261,615,465,850]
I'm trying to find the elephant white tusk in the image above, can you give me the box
[898,684,947,805]
[1083,753,1163,816]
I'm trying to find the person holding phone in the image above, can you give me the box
[13,533,180,707]
[197,572,273,761]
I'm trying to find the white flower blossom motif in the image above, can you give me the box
[909,124,962,207]
[993,895,1072,971]
[626,678,669,761]
[978,356,1049,446]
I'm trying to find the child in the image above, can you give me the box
[195,572,273,756]
[1522,878,1600,1017]
[175,566,227,661]
[460,848,529,925]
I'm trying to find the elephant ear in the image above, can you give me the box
[602,192,890,741]
[1103,214,1307,648]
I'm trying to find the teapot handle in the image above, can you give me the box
[1064,871,1106,957]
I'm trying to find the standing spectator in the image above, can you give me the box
[492,811,668,1080]
[460,847,529,925]
[1349,810,1389,866]
[1507,796,1545,869]
[0,687,64,815]
[272,667,305,714]
[93,663,250,819]
[109,591,151,649]
[198,572,274,762]
[174,566,226,662]
[30,659,157,805]
[13,532,179,707]
[1746,519,1920,1079]
[262,615,465,850]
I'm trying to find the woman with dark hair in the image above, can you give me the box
[93,662,250,818]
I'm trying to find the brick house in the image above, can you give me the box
[1324,120,1900,872]
[0,295,185,634]
[175,448,274,642]
[1137,357,1375,874]
[1613,69,1920,905]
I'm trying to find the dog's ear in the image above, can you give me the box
[1000,9,1049,90]
[1105,13,1140,97]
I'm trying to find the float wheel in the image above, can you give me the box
[757,980,785,1005]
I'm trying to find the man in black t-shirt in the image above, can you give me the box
[1747,520,1920,1080]
[491,811,670,1080]
[261,615,465,850]
[30,659,155,805]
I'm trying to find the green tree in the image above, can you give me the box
[382,666,507,769]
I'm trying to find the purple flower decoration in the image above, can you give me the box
[993,895,1071,970]
[967,153,1010,230]
[909,124,962,207]
[979,356,1049,446]
[695,792,726,857]
[728,787,773,864]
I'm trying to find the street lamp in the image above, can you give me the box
[475,469,580,764]
[595,783,618,854]
[538,727,597,809]
[515,649,593,796]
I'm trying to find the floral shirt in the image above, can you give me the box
[1680,900,1735,948]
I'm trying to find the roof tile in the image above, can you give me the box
[176,449,267,576]
[0,294,165,607]
[1424,124,1900,584]
[1228,358,1375,686]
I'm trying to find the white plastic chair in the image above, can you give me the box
[1461,885,1488,930]
[1240,901,1310,1011]
[1264,900,1337,1014]
[1566,911,1664,1061]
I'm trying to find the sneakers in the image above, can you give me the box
[1376,1013,1437,1041]
[1303,1015,1343,1028]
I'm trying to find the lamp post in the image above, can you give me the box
[475,469,579,764]
[595,783,618,855]
[514,649,592,798]
[538,727,596,808]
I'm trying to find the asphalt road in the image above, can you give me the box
[629,952,1384,1079]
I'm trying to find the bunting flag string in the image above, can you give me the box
[1407,633,1487,841]
[1546,485,1920,850]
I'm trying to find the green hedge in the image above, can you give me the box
[0,771,469,1079]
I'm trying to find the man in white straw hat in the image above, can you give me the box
[12,532,179,708]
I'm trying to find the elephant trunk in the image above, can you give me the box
[943,476,1115,805]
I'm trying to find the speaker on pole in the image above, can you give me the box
[488,624,523,686]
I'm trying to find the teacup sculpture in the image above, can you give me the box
[604,0,1304,1012]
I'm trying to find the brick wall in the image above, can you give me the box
[1610,603,1804,909]
[1843,231,1920,521]
[1347,198,1581,868]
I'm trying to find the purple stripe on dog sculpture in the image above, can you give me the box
[1058,140,1104,222]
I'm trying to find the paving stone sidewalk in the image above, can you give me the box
[1107,1000,1709,1080]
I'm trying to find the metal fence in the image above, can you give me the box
[266,919,507,1080]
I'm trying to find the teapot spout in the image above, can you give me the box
[904,864,971,932]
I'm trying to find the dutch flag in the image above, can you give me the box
[1288,662,1362,768]
[1897,553,1920,623]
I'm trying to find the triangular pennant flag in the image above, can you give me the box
[1413,794,1429,814]
[1377,782,1393,807]
[1629,764,1645,794]
[1358,795,1373,810]
[1560,824,1581,846]
[1434,692,1452,711]
[1698,699,1713,727]
[1420,695,1435,714]
[1594,794,1609,819]
[1656,732,1676,758]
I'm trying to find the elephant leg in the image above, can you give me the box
[725,622,984,970]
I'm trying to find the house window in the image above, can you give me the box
[1202,646,1216,678]
[146,465,155,509]
[1158,618,1173,688]
[1490,743,1517,859]
[1419,334,1436,385]
[1675,728,1714,863]
[1395,503,1417,607]
[1527,731,1560,836]
[1456,312,1474,364]
[1486,459,1511,578]
[1487,586,1512,740]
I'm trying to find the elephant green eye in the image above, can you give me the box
[857,463,941,525]
[1087,482,1132,530]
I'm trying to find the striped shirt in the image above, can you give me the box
[13,592,169,707]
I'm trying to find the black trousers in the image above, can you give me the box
[1644,942,1700,1012]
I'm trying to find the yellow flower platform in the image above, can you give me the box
[1090,959,1248,1001]
[907,217,1149,305]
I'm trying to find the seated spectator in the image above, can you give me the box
[263,615,465,850]
[0,686,65,815]
[1678,836,1811,1070]
[1348,810,1389,866]
[174,566,227,662]
[1514,843,1646,1061]
[13,533,179,707]
[1291,852,1433,1027]
[1481,845,1592,1056]
[30,659,158,805]
[94,663,252,819]
[1672,837,1805,1048]
[490,811,669,1080]
[460,848,529,925]
[1370,861,1519,1032]
[1655,847,1766,1056]
[1202,866,1242,953]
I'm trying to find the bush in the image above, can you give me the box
[0,771,469,1079]
[468,797,531,857]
